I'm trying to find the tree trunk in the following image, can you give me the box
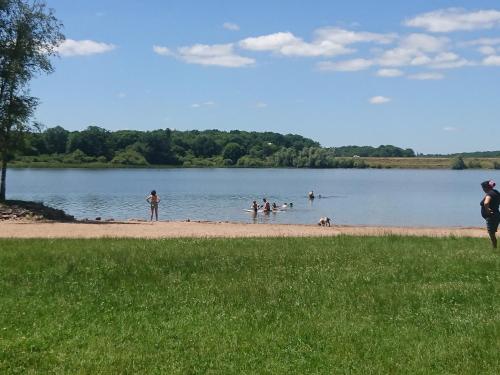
[0,155,6,202]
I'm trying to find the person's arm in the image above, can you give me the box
[484,195,494,216]
[146,195,151,203]
[157,196,161,203]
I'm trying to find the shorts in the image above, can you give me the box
[486,213,500,233]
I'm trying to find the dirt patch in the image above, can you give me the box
[0,200,75,222]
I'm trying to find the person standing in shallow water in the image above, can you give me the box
[480,180,500,249]
[147,190,160,221]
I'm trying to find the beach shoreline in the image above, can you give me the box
[0,220,487,239]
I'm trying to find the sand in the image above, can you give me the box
[0,220,487,239]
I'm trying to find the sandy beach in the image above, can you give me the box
[0,220,487,239]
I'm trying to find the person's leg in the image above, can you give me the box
[488,231,497,248]
[150,206,154,221]
[155,206,158,221]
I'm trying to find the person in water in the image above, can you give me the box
[251,200,258,213]
[272,202,278,210]
[146,190,160,221]
[262,198,271,212]
[480,180,500,248]
[308,191,315,199]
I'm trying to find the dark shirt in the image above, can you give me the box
[481,189,500,218]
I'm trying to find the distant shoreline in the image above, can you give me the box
[0,220,487,239]
[7,157,500,170]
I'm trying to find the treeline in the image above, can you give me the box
[332,145,415,158]
[16,126,416,168]
[447,151,500,158]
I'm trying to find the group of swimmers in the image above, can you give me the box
[251,198,293,213]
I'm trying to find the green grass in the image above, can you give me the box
[0,236,499,374]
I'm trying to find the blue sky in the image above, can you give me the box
[33,0,500,154]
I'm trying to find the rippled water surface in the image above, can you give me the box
[7,168,499,226]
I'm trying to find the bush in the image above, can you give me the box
[236,156,266,167]
[111,150,148,166]
[63,149,96,164]
[466,160,482,169]
[451,157,466,170]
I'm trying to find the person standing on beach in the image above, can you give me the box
[147,190,160,221]
[480,180,500,248]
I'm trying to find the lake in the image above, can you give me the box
[6,168,499,227]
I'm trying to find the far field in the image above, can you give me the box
[358,157,500,169]
[0,237,498,373]
[6,156,500,169]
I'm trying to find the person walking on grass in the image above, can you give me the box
[147,190,160,221]
[480,180,500,248]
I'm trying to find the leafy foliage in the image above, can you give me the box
[16,125,418,168]
[0,0,64,200]
[451,156,466,170]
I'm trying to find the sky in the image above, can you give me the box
[32,0,500,154]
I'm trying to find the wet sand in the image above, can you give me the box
[0,221,487,239]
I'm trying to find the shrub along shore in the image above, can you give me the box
[0,237,498,373]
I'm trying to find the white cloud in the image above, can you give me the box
[153,45,172,56]
[478,45,496,55]
[404,8,500,32]
[117,92,127,98]
[378,34,449,67]
[223,22,240,31]
[57,39,116,57]
[377,34,470,69]
[462,37,500,46]
[239,32,300,51]
[255,102,268,108]
[240,32,354,57]
[239,27,395,58]
[369,96,391,104]
[401,33,449,52]
[429,52,470,69]
[376,68,404,77]
[408,72,444,80]
[314,27,397,45]
[378,48,429,67]
[318,58,373,71]
[171,43,255,67]
[191,101,216,108]
[443,126,459,131]
[280,40,354,57]
[483,55,500,66]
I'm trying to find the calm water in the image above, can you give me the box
[7,168,499,226]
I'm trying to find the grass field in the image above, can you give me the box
[0,237,499,374]
[358,157,500,169]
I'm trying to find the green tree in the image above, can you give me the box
[0,0,64,201]
[143,129,177,165]
[44,125,68,154]
[68,126,111,159]
[192,135,220,158]
[222,142,244,164]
